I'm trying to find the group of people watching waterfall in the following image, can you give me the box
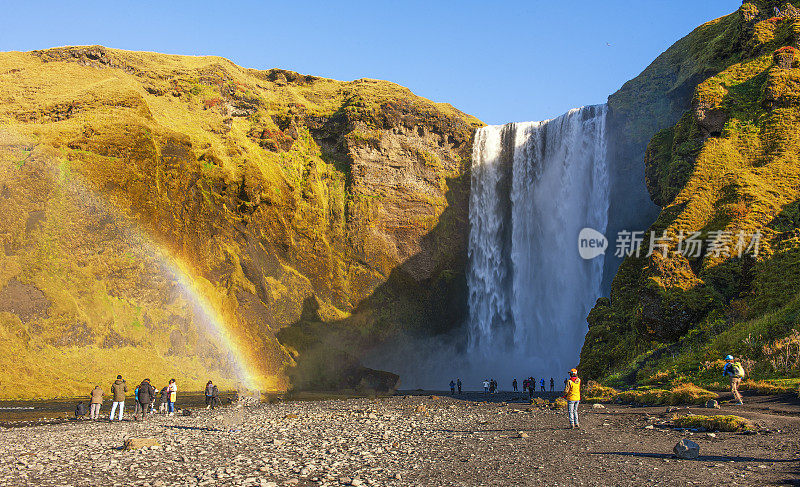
[76,375,194,421]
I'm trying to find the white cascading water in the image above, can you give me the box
[467,104,609,380]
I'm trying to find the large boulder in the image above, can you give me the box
[673,439,700,460]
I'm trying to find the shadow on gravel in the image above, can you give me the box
[590,452,796,463]
[164,425,224,433]
[428,427,570,433]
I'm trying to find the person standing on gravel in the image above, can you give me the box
[483,379,489,394]
[457,378,462,394]
[512,378,518,392]
[109,375,127,421]
[167,378,178,416]
[449,380,456,395]
[550,378,554,392]
[540,378,546,392]
[211,384,220,409]
[563,368,581,429]
[89,385,103,420]
[137,378,155,420]
[723,354,745,405]
[158,385,169,413]
[133,384,141,418]
[205,381,215,409]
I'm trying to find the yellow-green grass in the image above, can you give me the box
[615,383,718,406]
[672,413,755,432]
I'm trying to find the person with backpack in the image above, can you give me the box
[563,368,581,429]
[137,378,155,420]
[133,384,141,418]
[723,354,745,405]
[109,375,127,421]
[89,385,103,420]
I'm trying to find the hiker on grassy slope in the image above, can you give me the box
[723,354,745,405]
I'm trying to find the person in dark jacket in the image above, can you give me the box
[512,378,518,392]
[75,401,87,419]
[211,384,220,409]
[158,386,169,414]
[205,381,214,409]
[550,378,555,392]
[456,378,462,394]
[137,379,155,420]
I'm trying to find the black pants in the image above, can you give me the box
[205,396,213,407]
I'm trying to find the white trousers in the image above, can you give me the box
[110,401,124,420]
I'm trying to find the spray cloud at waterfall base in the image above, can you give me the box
[368,105,610,390]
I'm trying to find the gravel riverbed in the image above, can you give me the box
[0,393,797,486]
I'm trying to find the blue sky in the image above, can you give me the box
[3,1,738,124]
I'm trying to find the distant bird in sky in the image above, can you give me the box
[606,42,612,47]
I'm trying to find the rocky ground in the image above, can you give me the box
[0,392,798,486]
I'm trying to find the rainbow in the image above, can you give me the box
[43,148,266,391]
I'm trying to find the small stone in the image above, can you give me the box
[644,425,655,430]
[705,400,720,409]
[673,439,700,460]
[592,404,605,409]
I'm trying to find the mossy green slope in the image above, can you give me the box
[582,1,800,389]
[0,46,482,398]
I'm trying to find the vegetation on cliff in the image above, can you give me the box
[581,1,800,392]
[0,46,481,398]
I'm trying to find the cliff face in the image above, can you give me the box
[0,46,481,398]
[582,1,800,388]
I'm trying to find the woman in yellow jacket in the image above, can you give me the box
[563,368,581,429]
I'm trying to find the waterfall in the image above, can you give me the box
[467,104,609,379]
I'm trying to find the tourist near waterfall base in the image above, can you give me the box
[2,0,800,485]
